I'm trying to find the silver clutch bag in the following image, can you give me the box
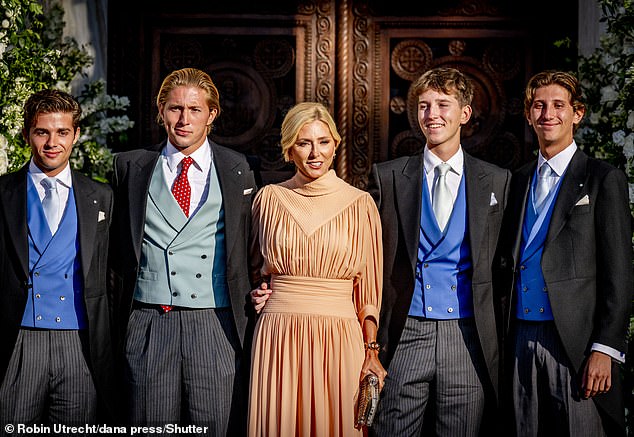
[355,373,379,427]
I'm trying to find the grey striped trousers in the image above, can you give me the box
[124,305,244,436]
[512,320,606,437]
[0,329,97,431]
[371,317,488,437]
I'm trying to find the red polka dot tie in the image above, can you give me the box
[172,156,194,217]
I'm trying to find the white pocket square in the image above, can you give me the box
[98,211,106,222]
[575,194,590,206]
[243,188,254,195]
[489,192,498,206]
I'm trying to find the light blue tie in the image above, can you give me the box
[534,163,553,214]
[41,177,60,234]
[433,162,452,231]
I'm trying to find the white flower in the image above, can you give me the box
[613,130,627,146]
[627,111,634,130]
[589,112,601,125]
[1,20,8,29]
[0,148,7,175]
[624,134,634,159]
[600,85,619,104]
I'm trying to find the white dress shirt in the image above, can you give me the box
[161,140,212,217]
[423,145,464,209]
[29,160,72,231]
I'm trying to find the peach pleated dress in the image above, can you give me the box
[248,170,383,437]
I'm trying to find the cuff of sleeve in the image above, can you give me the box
[591,343,626,363]
[357,304,379,325]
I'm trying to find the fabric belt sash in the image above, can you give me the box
[263,275,355,318]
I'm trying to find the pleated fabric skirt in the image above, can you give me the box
[248,275,364,437]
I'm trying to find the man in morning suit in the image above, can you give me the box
[368,67,511,436]
[498,70,632,436]
[109,67,256,435]
[0,89,115,429]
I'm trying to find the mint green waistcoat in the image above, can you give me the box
[134,158,229,308]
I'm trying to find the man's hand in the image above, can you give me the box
[581,351,612,399]
[250,282,272,314]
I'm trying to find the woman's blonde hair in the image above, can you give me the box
[280,102,341,161]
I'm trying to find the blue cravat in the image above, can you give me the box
[41,177,60,234]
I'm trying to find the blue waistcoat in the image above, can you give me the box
[515,167,564,320]
[133,158,230,308]
[409,173,473,319]
[22,177,86,329]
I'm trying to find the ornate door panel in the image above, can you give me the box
[108,0,575,187]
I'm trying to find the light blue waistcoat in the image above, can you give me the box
[133,158,229,308]
[23,176,87,329]
[410,174,474,319]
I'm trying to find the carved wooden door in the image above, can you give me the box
[108,0,575,187]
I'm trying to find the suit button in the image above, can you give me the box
[539,308,544,313]
[172,292,179,297]
[425,284,431,289]
[168,251,174,255]
[34,272,40,277]
[36,315,42,321]
[524,308,530,314]
[423,263,429,268]
[447,308,454,313]
[201,254,207,259]
[191,293,197,299]
[55,317,61,322]
[520,265,526,270]
[451,285,456,291]
[543,287,548,292]
[522,286,528,292]
[35,293,41,299]
[196,273,202,278]
[171,271,176,276]
[60,296,65,301]
[427,306,433,312]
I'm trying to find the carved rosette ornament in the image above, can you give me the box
[207,61,276,153]
[163,40,202,71]
[483,42,521,80]
[254,39,295,78]
[391,40,433,82]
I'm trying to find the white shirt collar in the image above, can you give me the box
[423,145,464,177]
[537,141,577,177]
[163,139,212,173]
[28,159,73,188]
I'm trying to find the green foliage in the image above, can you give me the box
[0,0,133,181]
[576,1,634,432]
[576,0,634,209]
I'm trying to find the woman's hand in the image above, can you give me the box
[250,282,272,314]
[360,348,387,391]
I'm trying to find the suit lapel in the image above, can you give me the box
[127,151,160,262]
[545,150,587,246]
[72,171,99,282]
[212,144,243,262]
[1,167,29,278]
[511,164,533,268]
[464,153,490,269]
[394,154,423,271]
